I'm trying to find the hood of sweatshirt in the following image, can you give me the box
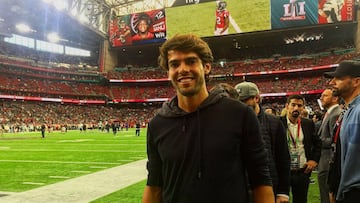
[158,88,227,117]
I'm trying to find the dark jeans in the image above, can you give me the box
[337,188,360,203]
[290,169,310,203]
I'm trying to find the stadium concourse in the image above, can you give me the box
[0,159,147,203]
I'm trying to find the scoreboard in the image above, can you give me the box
[109,0,355,47]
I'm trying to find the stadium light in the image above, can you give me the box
[53,1,68,10]
[15,23,36,33]
[47,32,61,43]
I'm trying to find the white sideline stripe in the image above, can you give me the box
[22,182,45,185]
[0,160,120,165]
[0,159,147,203]
[229,15,242,33]
[89,166,108,169]
[71,170,91,174]
[49,176,70,179]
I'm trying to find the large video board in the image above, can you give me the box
[109,0,355,47]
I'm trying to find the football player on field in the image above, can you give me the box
[214,1,229,36]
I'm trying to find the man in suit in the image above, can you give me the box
[280,94,322,203]
[317,88,341,203]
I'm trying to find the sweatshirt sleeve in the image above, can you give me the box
[242,107,273,188]
[274,120,291,195]
[146,122,163,187]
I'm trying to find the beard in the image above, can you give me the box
[332,88,341,97]
[291,110,300,118]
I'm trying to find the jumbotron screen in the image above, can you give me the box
[109,0,355,47]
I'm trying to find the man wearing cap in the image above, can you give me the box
[279,94,322,203]
[324,60,360,202]
[235,81,291,203]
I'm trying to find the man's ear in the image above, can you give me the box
[203,63,211,74]
[354,77,360,87]
[255,95,261,103]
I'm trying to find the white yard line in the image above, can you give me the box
[229,15,242,33]
[0,159,148,203]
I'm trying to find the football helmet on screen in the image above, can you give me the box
[217,1,227,11]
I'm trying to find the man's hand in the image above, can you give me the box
[276,195,289,203]
[304,160,318,174]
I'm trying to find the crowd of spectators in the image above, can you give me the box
[1,40,359,133]
[0,101,158,133]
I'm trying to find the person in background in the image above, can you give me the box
[210,82,239,99]
[312,111,324,134]
[135,121,140,136]
[301,108,309,119]
[235,81,291,203]
[142,34,274,203]
[324,60,360,203]
[265,108,277,116]
[317,88,341,203]
[280,94,322,203]
[41,123,46,138]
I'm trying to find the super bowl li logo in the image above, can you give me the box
[281,0,306,21]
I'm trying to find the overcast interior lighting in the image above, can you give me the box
[79,14,89,24]
[47,32,60,43]
[53,1,68,10]
[16,23,36,33]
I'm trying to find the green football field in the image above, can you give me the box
[0,128,320,202]
[166,0,271,38]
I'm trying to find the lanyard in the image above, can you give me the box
[288,119,301,149]
[333,110,346,143]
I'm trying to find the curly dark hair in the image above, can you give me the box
[158,34,214,71]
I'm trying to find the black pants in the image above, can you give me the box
[290,169,310,203]
[337,188,360,203]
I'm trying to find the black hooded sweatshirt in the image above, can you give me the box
[146,90,272,203]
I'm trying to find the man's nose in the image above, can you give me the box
[179,62,190,72]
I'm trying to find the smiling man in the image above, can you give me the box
[142,34,274,203]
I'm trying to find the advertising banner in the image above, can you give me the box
[271,0,318,29]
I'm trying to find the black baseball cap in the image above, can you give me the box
[324,60,360,78]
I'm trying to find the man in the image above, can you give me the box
[142,34,274,203]
[280,94,322,203]
[312,111,323,135]
[324,60,360,202]
[235,81,291,203]
[214,1,229,35]
[317,89,341,203]
[210,82,239,99]
[110,19,132,46]
[132,14,154,41]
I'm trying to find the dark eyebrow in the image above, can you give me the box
[168,56,199,63]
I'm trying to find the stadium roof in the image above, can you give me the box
[0,0,104,51]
